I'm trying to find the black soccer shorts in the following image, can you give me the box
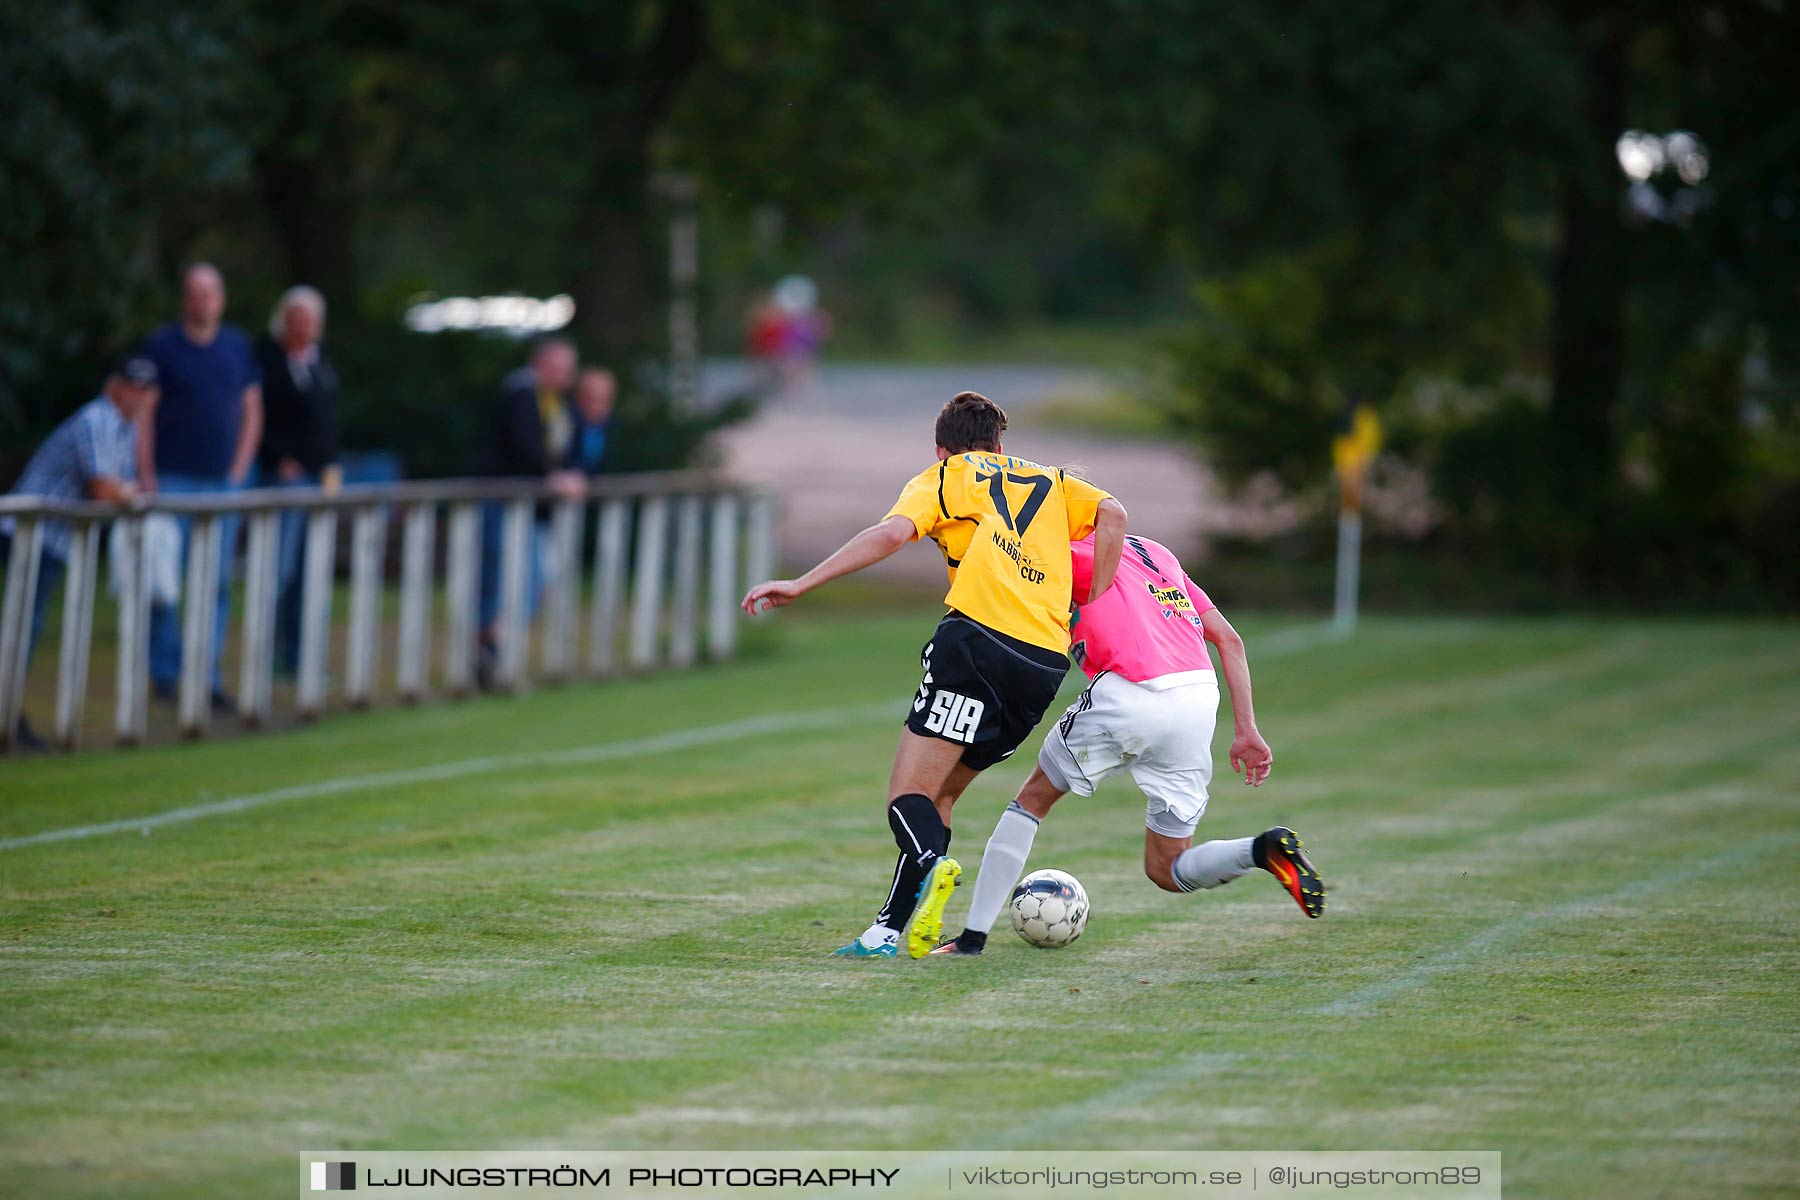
[905,613,1069,770]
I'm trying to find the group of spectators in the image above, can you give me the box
[3,264,618,748]
[134,265,340,710]
[474,337,618,687]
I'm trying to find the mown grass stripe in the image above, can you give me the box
[1316,832,1800,1016]
[3,625,1342,856]
[0,704,895,853]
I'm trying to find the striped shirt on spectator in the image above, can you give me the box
[4,396,137,560]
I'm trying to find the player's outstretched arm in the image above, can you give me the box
[1199,607,1273,787]
[741,515,914,615]
[1084,497,1129,601]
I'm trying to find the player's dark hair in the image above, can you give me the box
[935,391,1008,454]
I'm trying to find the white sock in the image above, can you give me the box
[858,923,898,950]
[1172,836,1256,891]
[963,802,1041,935]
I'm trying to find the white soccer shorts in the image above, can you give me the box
[1037,670,1219,838]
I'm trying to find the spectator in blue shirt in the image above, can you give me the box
[138,263,263,709]
[1,356,159,748]
[569,366,616,475]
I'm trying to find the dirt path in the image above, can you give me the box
[709,360,1288,584]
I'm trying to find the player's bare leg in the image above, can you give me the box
[888,730,968,814]
[1012,765,1064,820]
[1143,829,1193,892]
[931,760,983,818]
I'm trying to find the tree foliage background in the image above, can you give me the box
[1,0,1794,606]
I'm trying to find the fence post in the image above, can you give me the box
[177,514,221,737]
[443,502,479,696]
[496,498,532,693]
[397,502,435,702]
[745,491,776,596]
[1333,510,1362,637]
[239,510,279,725]
[628,495,669,671]
[53,522,101,749]
[707,493,740,663]
[0,517,43,751]
[669,493,704,668]
[586,496,630,677]
[114,516,150,745]
[344,504,387,708]
[296,508,337,719]
[540,498,583,682]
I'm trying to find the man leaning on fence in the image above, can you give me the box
[1,356,159,750]
[474,338,588,689]
[138,263,264,711]
[256,285,341,677]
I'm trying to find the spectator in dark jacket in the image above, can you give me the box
[569,366,617,475]
[476,339,585,687]
[255,286,340,674]
[481,339,579,478]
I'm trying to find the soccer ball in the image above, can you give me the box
[1009,869,1089,948]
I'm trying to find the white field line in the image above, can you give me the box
[0,623,1343,856]
[969,1053,1246,1148]
[1253,622,1343,657]
[1316,831,1800,1016]
[950,832,1798,1145]
[0,703,897,853]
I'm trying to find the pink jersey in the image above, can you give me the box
[1069,534,1216,684]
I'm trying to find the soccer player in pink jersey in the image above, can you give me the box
[931,532,1325,956]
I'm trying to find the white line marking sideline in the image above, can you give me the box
[1,622,1347,855]
[0,703,896,853]
[1316,832,1799,1015]
[957,834,1795,1141]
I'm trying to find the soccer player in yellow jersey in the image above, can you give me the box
[743,392,1128,958]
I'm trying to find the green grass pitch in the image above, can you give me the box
[2,612,1797,1198]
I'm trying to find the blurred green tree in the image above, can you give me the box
[2,1,1793,605]
[0,0,258,464]
[1093,0,1563,477]
[1106,0,1798,602]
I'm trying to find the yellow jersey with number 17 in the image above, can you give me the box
[884,452,1112,653]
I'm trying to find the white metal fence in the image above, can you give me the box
[0,472,775,753]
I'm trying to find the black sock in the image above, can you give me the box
[1251,829,1272,870]
[888,793,947,864]
[875,828,955,933]
[876,852,925,932]
[955,928,987,953]
[876,794,948,932]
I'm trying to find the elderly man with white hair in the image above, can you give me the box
[255,285,342,676]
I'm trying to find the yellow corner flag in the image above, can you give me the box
[1332,405,1383,514]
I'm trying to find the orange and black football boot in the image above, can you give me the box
[1254,827,1325,918]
